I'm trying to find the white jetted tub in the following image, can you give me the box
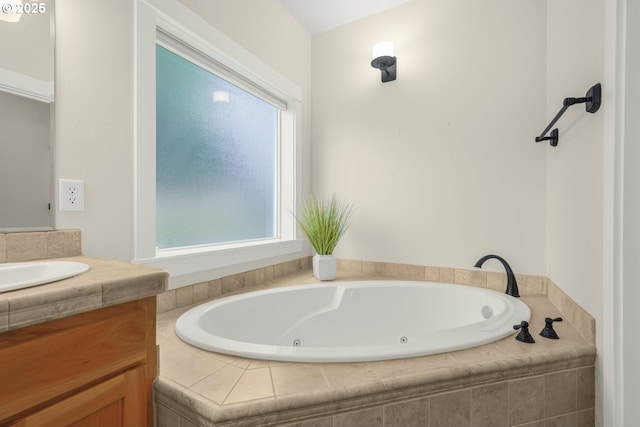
[175,280,530,363]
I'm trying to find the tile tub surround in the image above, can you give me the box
[156,258,595,345]
[156,257,312,314]
[155,269,596,427]
[0,255,168,332]
[0,229,82,263]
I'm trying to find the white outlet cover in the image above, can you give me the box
[59,178,85,211]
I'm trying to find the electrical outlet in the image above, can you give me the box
[59,179,85,211]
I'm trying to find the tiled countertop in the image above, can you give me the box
[155,270,596,426]
[0,256,168,332]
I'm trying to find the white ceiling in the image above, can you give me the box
[278,0,412,35]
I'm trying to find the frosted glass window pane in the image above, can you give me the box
[156,45,278,249]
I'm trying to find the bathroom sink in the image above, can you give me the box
[0,261,90,293]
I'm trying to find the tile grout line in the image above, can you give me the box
[507,380,511,427]
[221,366,253,406]
[268,364,277,405]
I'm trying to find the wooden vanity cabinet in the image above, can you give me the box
[0,297,157,427]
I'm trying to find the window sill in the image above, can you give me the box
[133,239,304,289]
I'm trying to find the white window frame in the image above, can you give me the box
[133,0,303,288]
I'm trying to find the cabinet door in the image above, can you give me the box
[10,367,146,427]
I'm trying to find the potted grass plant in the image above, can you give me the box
[296,193,355,280]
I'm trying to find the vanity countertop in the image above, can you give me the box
[0,256,168,332]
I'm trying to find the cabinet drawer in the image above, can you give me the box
[0,301,148,422]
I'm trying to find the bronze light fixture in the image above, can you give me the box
[371,42,397,83]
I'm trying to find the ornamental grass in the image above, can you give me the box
[296,194,354,255]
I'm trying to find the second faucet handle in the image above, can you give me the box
[540,317,563,339]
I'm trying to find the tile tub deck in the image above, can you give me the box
[155,270,596,427]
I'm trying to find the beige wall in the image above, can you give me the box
[55,0,134,260]
[545,0,605,424]
[54,0,312,261]
[311,0,547,274]
[545,0,604,339]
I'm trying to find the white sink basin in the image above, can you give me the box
[0,261,90,293]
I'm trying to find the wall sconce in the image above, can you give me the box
[370,42,396,83]
[0,0,23,23]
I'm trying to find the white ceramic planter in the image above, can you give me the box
[313,254,336,281]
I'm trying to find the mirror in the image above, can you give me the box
[0,0,54,232]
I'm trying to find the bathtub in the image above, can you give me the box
[175,280,530,363]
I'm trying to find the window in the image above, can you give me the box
[134,1,303,286]
[155,44,280,250]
